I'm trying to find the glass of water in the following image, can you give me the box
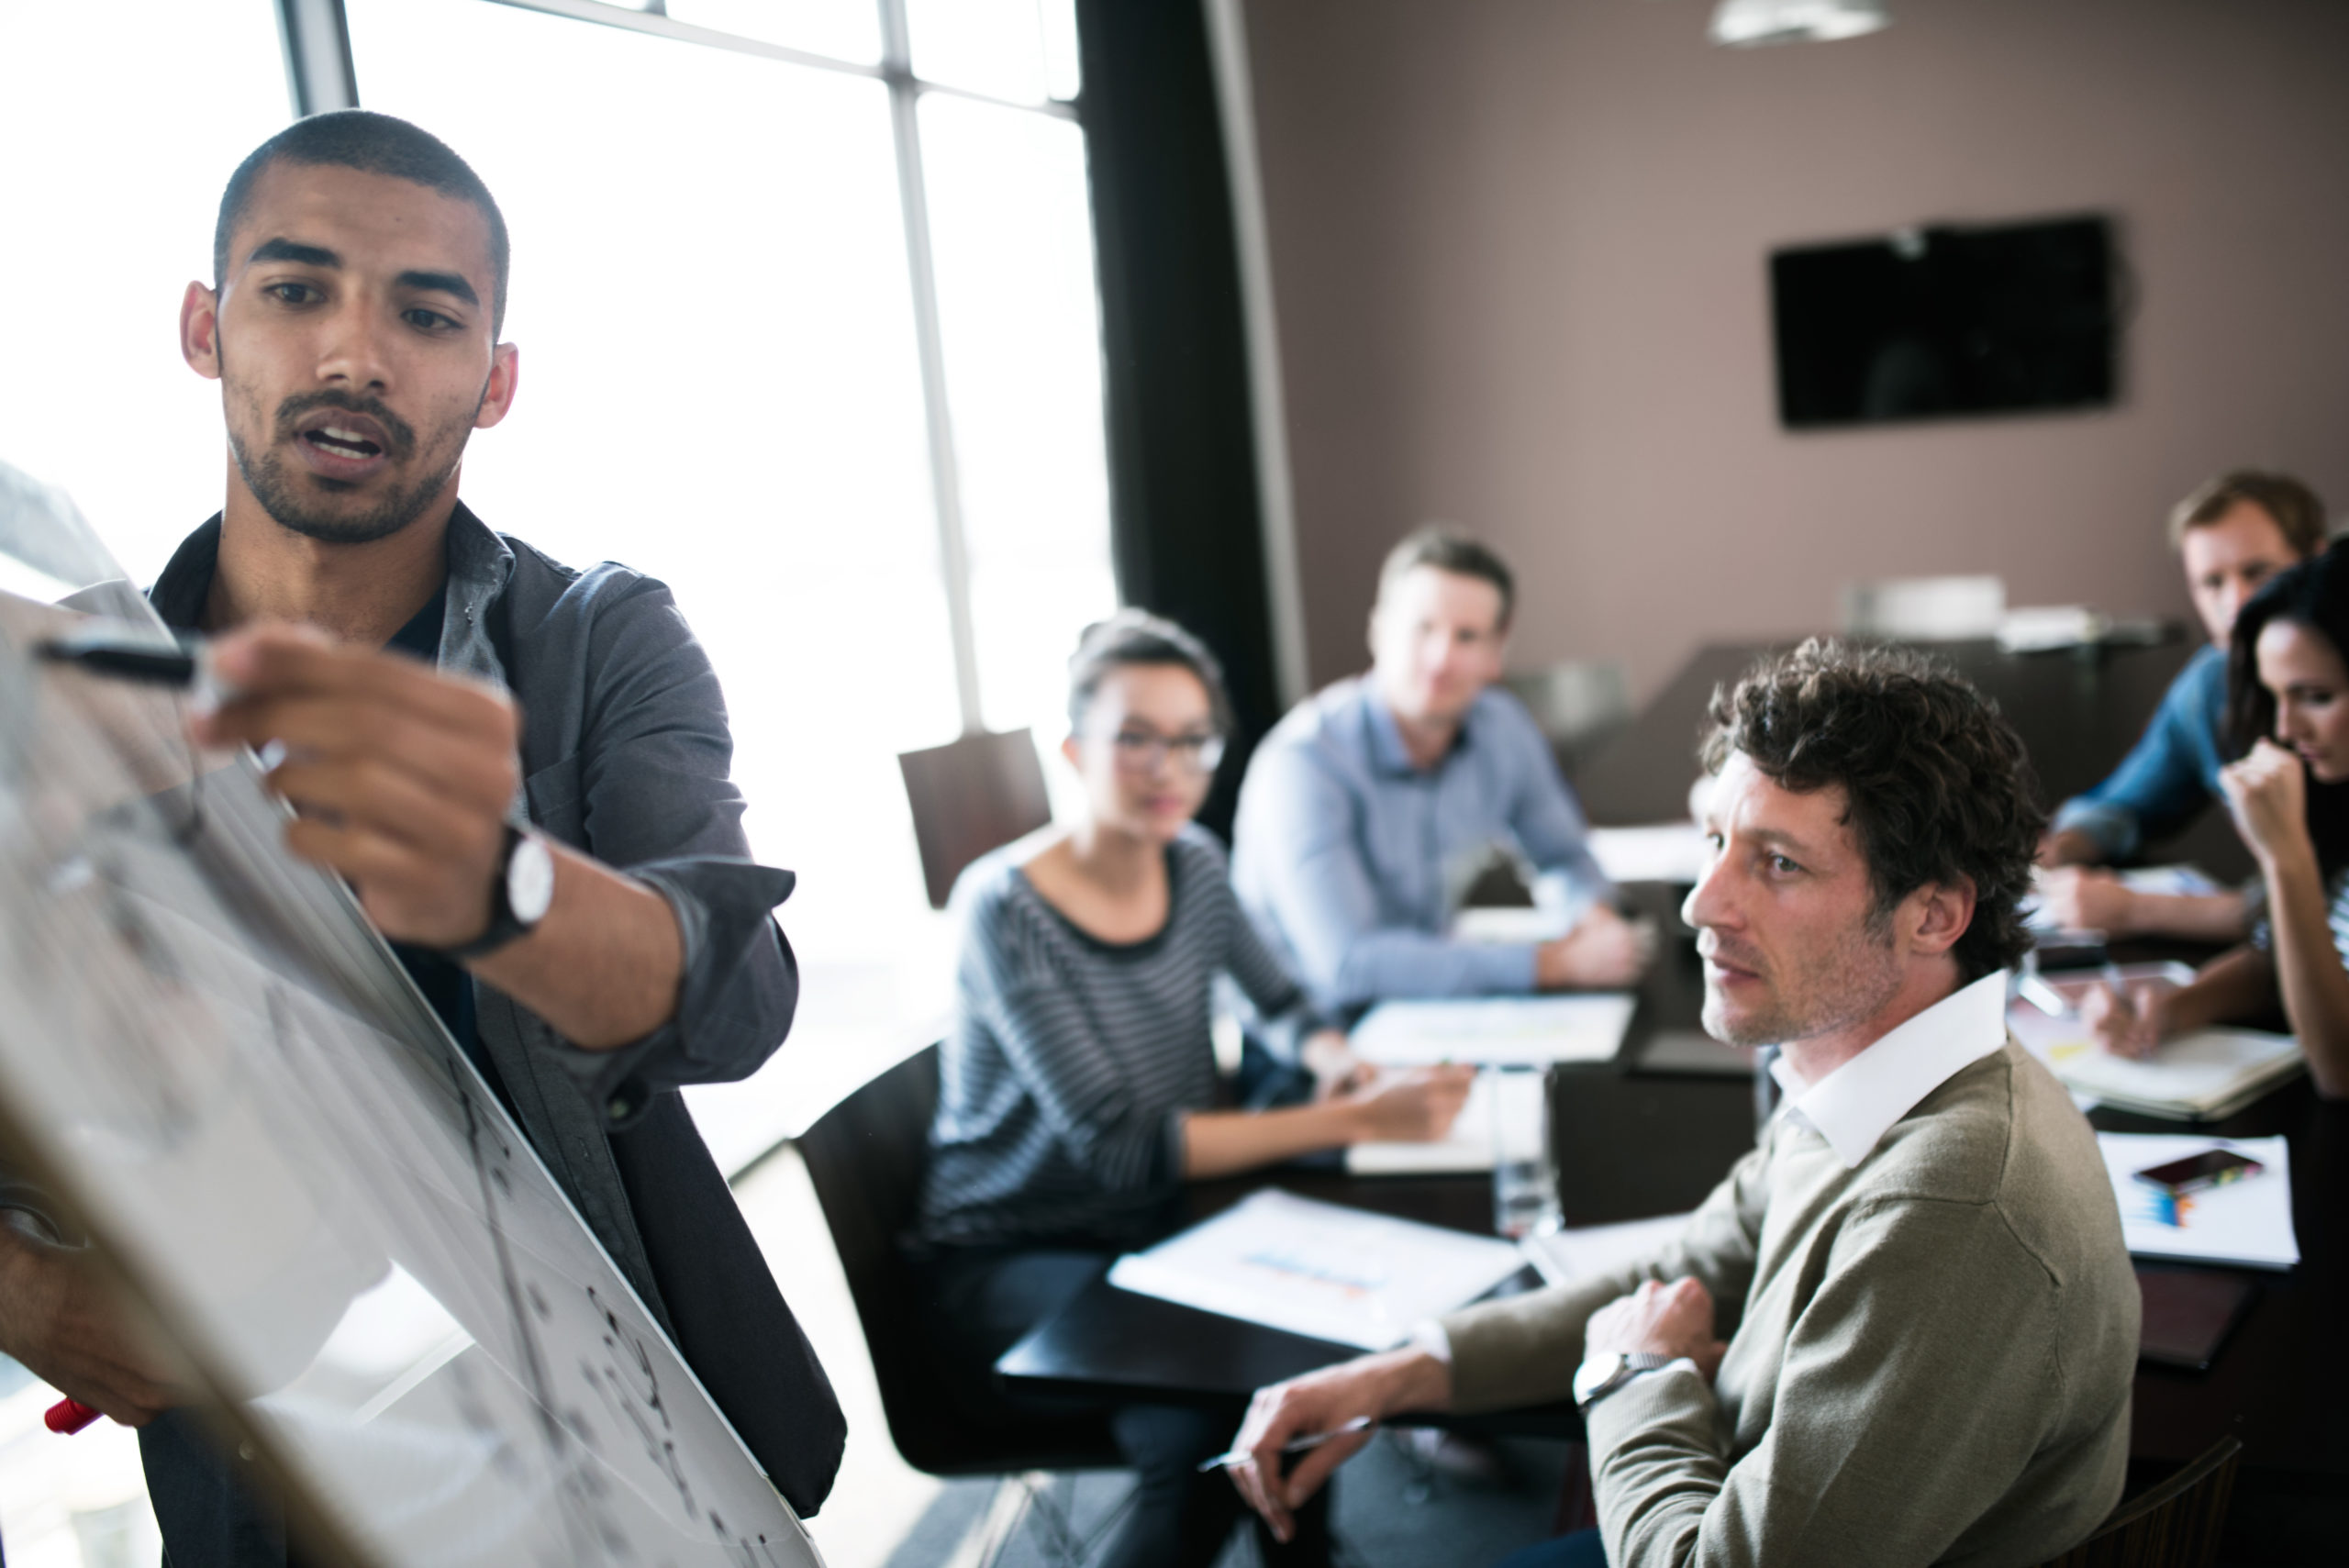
[1489,1066,1561,1240]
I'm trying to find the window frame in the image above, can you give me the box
[278,0,1091,737]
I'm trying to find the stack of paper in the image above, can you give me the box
[1520,1213,1692,1289]
[1350,994,1636,1069]
[1106,1190,1530,1350]
[2099,1134,2299,1270]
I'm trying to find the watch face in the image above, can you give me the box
[1573,1353,1625,1406]
[507,832,557,926]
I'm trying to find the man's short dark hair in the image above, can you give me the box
[2167,469,2328,556]
[1700,639,2044,982]
[1376,527,1516,629]
[215,111,510,337]
[1067,609,1235,735]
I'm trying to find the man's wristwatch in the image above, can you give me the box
[441,826,556,961]
[1573,1351,1679,1412]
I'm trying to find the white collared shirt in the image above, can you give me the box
[1767,970,2010,1168]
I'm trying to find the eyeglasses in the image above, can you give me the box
[1103,729,1227,776]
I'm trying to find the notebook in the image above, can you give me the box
[2135,1266,2257,1371]
[1350,994,1636,1069]
[2009,975,2303,1119]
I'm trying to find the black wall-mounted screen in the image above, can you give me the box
[1770,215,2117,429]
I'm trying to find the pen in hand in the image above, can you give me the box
[1197,1415,1375,1473]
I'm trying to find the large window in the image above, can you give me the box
[0,0,1117,1173]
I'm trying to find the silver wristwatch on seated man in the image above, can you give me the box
[1573,1351,1693,1412]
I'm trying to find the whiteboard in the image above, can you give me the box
[0,463,822,1567]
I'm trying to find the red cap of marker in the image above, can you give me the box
[45,1397,101,1434]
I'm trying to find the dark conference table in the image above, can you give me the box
[999,636,2344,1492]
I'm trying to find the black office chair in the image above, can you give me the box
[2034,1437,2241,1568]
[797,1045,1126,1564]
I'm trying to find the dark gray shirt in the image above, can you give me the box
[920,826,1326,1248]
[130,506,843,1531]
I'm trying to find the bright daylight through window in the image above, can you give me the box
[0,0,1116,1192]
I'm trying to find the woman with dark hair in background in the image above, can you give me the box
[911,609,1474,1568]
[2088,539,2349,1096]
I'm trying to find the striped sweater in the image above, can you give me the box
[918,827,1324,1247]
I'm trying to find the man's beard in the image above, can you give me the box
[228,387,462,546]
[1701,912,1905,1050]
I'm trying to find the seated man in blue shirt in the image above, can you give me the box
[1233,528,1651,1016]
[2039,471,2325,941]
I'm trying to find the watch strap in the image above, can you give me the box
[440,824,533,962]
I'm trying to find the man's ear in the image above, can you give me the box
[1904,876,1976,960]
[181,281,222,381]
[1060,732,1083,772]
[473,342,520,430]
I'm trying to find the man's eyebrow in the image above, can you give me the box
[396,269,479,307]
[248,238,340,269]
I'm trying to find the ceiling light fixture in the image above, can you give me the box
[1709,0,1891,48]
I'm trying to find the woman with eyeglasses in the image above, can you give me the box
[913,610,1473,1568]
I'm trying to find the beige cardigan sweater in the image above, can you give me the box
[1441,1040,2139,1567]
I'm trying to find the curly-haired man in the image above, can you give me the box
[1223,641,2140,1568]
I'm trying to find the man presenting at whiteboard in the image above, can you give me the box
[0,112,844,1557]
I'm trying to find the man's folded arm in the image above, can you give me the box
[1586,1197,2080,1568]
[1440,1149,1769,1413]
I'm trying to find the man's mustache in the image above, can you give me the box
[273,391,417,457]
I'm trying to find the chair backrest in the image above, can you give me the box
[1842,573,2007,640]
[2035,1437,2241,1568]
[796,1044,1118,1476]
[898,728,1054,909]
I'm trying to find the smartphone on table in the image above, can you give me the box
[2132,1147,2265,1198]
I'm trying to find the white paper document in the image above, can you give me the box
[1520,1213,1694,1289]
[1346,1071,1537,1174]
[1106,1190,1530,1350]
[1350,994,1636,1069]
[2099,1134,2299,1271]
[1587,823,1709,885]
[1452,906,1571,945]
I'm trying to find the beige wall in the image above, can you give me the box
[1239,0,2349,703]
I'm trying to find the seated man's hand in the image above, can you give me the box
[1227,1347,1450,1543]
[1535,905,1655,989]
[2033,866,2138,936]
[195,625,521,950]
[2081,981,2165,1060]
[1585,1277,1728,1384]
[1339,1063,1475,1142]
[2037,828,2102,869]
[0,1214,184,1426]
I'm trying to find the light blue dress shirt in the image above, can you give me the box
[1230,675,1614,1012]
[2051,643,2230,862]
